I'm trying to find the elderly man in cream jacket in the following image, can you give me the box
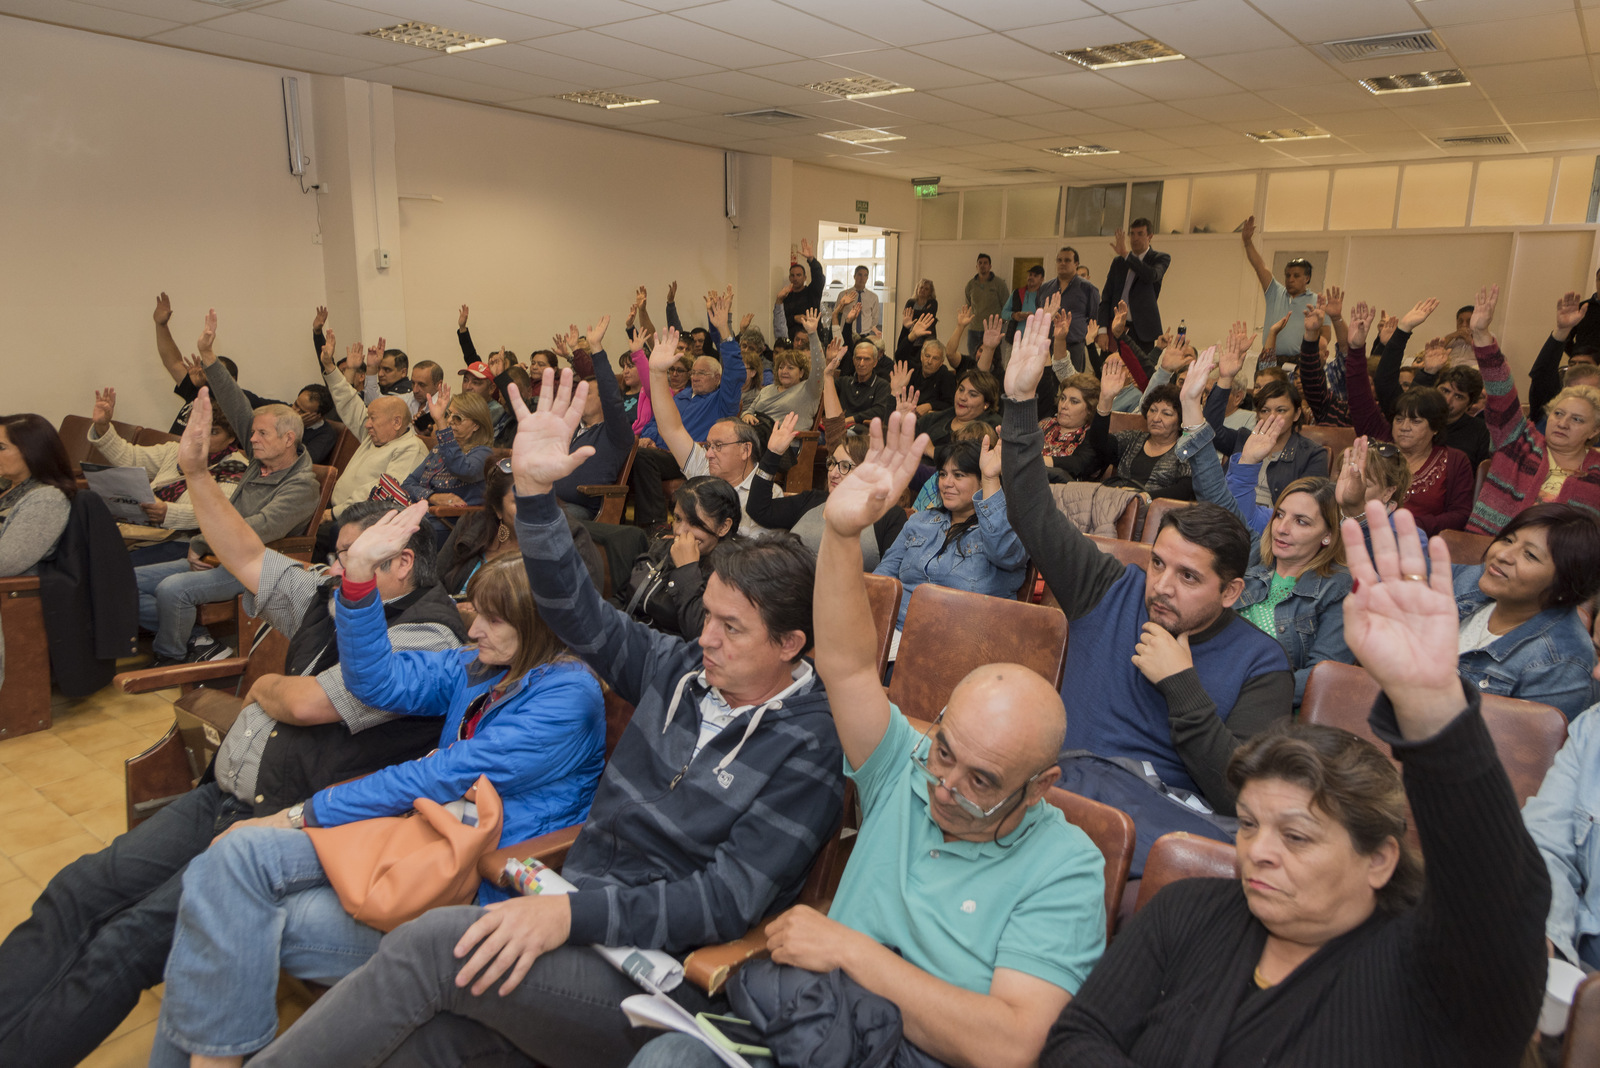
[319,331,430,523]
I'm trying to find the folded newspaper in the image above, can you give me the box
[504,857,751,1067]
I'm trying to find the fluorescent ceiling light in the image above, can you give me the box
[818,128,905,145]
[558,91,660,110]
[1042,145,1119,157]
[1246,128,1331,142]
[364,21,505,54]
[1055,39,1183,70]
[803,76,915,101]
[1359,69,1470,94]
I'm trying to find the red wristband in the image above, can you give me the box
[340,576,379,601]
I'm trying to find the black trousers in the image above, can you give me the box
[628,448,686,527]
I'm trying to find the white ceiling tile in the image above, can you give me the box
[892,123,993,146]
[796,0,981,46]
[944,116,1069,140]
[1145,123,1251,148]
[1116,0,1298,58]
[73,0,231,24]
[1083,100,1197,128]
[1243,0,1425,44]
[146,23,369,73]
[1512,119,1600,147]
[1196,48,1347,91]
[908,34,1071,80]
[438,42,641,87]
[999,14,1141,55]
[1300,109,1422,135]
[594,13,798,66]
[740,58,870,85]
[1433,12,1585,66]
[1174,91,1301,123]
[1017,110,1133,136]
[337,0,584,40]
[1384,97,1505,130]
[1496,91,1600,124]
[359,63,526,99]
[830,48,991,90]
[1098,60,1241,99]
[1280,81,1388,113]
[674,69,827,106]
[800,98,903,125]
[524,30,722,79]
[934,0,1101,32]
[196,10,415,64]
[504,94,671,124]
[1008,71,1150,108]
[445,0,654,30]
[399,53,572,94]
[1336,130,1441,152]
[0,0,182,36]
[608,79,761,115]
[677,0,854,58]
[924,82,1062,116]
[250,0,436,35]
[853,90,990,122]
[1417,0,1573,28]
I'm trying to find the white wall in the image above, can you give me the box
[0,16,328,430]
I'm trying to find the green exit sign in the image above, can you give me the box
[855,199,869,213]
[913,183,940,199]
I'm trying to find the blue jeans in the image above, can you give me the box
[150,826,383,1066]
[631,1033,774,1068]
[134,557,245,657]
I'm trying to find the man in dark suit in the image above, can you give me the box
[1095,217,1170,351]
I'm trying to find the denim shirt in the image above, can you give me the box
[1453,565,1599,720]
[874,488,1027,630]
[1239,563,1354,705]
[1523,702,1600,966]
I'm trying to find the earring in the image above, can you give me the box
[1321,537,1330,545]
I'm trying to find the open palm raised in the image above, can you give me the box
[506,368,594,495]
[824,412,929,539]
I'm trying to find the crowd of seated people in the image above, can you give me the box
[11,245,1600,1068]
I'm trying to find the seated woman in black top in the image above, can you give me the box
[612,475,740,638]
[1040,357,1126,483]
[1043,504,1548,1068]
[1104,383,1193,499]
[916,368,1000,458]
[746,412,906,570]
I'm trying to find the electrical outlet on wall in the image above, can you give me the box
[376,249,390,270]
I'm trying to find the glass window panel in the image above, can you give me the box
[1552,156,1597,224]
[1130,181,1164,234]
[1005,186,1061,237]
[1328,167,1398,230]
[962,188,1003,240]
[1063,183,1126,236]
[920,192,959,240]
[1397,162,1472,228]
[1161,177,1189,234]
[1264,170,1329,231]
[1189,174,1257,234]
[1472,157,1553,227]
[876,238,886,256]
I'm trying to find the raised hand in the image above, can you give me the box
[1377,311,1399,346]
[710,287,734,332]
[365,341,384,375]
[92,387,116,430]
[1099,352,1129,412]
[889,359,912,396]
[739,312,755,335]
[1005,308,1053,402]
[1041,291,1062,319]
[585,315,610,353]
[955,304,974,331]
[1303,299,1325,339]
[978,434,1001,483]
[667,280,678,304]
[836,289,857,308]
[1180,347,1215,410]
[1556,291,1586,336]
[1111,300,1130,339]
[769,411,800,456]
[184,353,207,388]
[551,331,570,358]
[777,282,794,301]
[314,305,329,330]
[894,383,921,416]
[319,330,337,373]
[1240,215,1256,244]
[1160,338,1192,374]
[800,307,821,334]
[487,349,507,377]
[1347,302,1375,349]
[648,327,682,375]
[1398,298,1438,333]
[901,305,914,330]
[507,368,595,495]
[1052,309,1071,339]
[1469,282,1500,343]
[909,312,935,340]
[1322,285,1344,319]
[458,305,469,331]
[428,381,452,427]
[1241,410,1287,465]
[1221,321,1255,382]
[825,336,846,372]
[631,329,653,354]
[1421,339,1450,375]
[800,238,814,260]
[635,285,647,309]
[197,308,218,360]
[154,292,173,326]
[824,412,928,538]
[1266,313,1290,342]
[563,324,583,354]
[1341,501,1463,735]
[844,303,861,324]
[177,387,214,477]
[982,314,1004,350]
[1111,228,1128,258]
[1337,437,1370,511]
[343,499,430,581]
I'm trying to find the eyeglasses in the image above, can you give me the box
[704,440,742,455]
[1367,441,1401,459]
[825,458,857,474]
[909,709,1049,821]
[447,413,469,425]
[325,549,350,569]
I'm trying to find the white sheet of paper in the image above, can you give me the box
[619,993,753,1068]
[84,467,157,524]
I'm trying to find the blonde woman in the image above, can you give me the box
[403,387,495,545]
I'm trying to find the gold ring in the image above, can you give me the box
[1403,573,1427,582]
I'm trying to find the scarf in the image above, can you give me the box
[1041,417,1089,458]
[153,445,248,503]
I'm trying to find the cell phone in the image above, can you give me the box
[696,1013,772,1057]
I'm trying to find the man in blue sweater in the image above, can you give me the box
[1002,310,1293,874]
[249,368,845,1068]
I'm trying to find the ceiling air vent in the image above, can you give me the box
[726,109,808,125]
[1055,39,1183,70]
[1323,31,1441,63]
[1042,145,1119,157]
[365,21,506,53]
[557,91,659,110]
[802,76,914,100]
[1435,133,1515,148]
[1359,69,1471,95]
[818,128,905,145]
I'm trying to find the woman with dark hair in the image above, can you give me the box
[1450,501,1600,718]
[1103,384,1194,499]
[1209,326,1330,501]
[614,475,742,638]
[1040,359,1122,483]
[915,367,1001,456]
[746,413,906,569]
[0,413,75,578]
[1043,505,1550,1068]
[875,438,1026,646]
[149,503,606,1068]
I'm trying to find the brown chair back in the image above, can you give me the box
[862,573,903,680]
[1108,411,1146,436]
[1045,787,1136,942]
[1299,426,1355,476]
[303,464,339,537]
[1140,497,1193,543]
[1301,661,1567,807]
[1134,832,1240,914]
[785,431,822,494]
[888,585,1068,721]
[59,414,143,472]
[1043,538,1149,612]
[0,576,51,738]
[1437,528,1493,566]
[330,427,361,473]
[1114,494,1143,540]
[1564,973,1600,1066]
[134,428,180,448]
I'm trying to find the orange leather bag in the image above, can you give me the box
[305,775,503,933]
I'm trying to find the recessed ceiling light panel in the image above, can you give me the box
[802,76,915,100]
[818,128,905,145]
[364,21,506,53]
[1055,39,1183,70]
[1358,69,1470,94]
[1042,145,1119,157]
[558,91,660,110]
[1246,128,1331,142]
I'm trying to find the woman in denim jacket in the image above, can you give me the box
[1450,502,1600,720]
[1523,695,1600,968]
[874,438,1027,646]
[1176,354,1352,704]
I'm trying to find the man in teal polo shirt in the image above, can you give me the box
[629,411,1106,1068]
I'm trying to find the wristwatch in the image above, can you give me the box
[285,802,306,830]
